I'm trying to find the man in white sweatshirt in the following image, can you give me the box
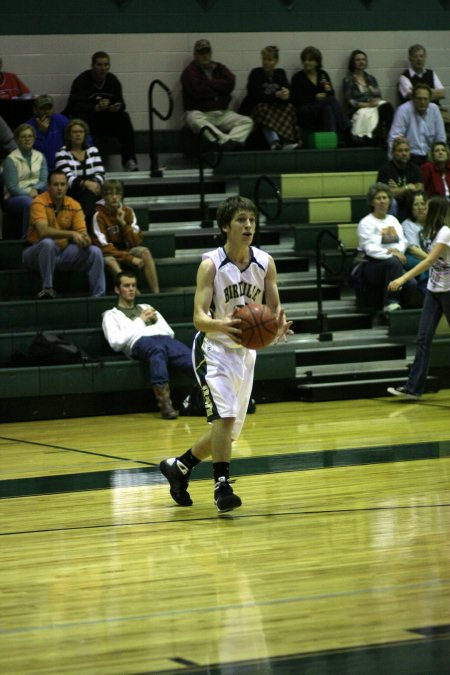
[102,271,195,419]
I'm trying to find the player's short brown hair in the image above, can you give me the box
[216,196,257,237]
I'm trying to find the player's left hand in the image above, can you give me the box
[274,309,293,345]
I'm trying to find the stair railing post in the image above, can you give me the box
[197,126,222,228]
[253,175,282,248]
[315,229,347,342]
[148,79,173,178]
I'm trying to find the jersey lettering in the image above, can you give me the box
[224,282,262,303]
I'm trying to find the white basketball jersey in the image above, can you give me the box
[203,245,269,348]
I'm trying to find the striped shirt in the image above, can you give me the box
[55,145,105,188]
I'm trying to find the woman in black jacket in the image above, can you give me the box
[291,46,351,144]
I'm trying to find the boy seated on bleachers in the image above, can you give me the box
[92,179,160,293]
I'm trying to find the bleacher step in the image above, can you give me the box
[295,342,406,367]
[297,375,440,402]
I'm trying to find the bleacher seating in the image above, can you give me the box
[0,142,448,421]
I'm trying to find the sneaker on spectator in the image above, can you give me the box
[124,159,139,172]
[37,288,57,299]
[383,302,401,312]
[387,386,420,400]
[281,143,299,151]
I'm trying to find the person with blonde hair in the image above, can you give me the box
[239,45,300,150]
[3,123,47,238]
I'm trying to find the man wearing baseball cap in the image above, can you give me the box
[181,39,253,149]
[27,94,69,171]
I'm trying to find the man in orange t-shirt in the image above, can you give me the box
[23,170,105,298]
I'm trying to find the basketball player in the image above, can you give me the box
[160,195,292,512]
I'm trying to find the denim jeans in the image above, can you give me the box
[406,290,450,395]
[23,238,105,296]
[131,335,195,387]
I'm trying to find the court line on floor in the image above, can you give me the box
[0,577,449,636]
[0,435,154,466]
[1,438,449,499]
[1,500,449,537]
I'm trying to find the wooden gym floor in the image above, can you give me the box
[0,392,449,674]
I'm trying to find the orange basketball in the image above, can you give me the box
[233,303,278,350]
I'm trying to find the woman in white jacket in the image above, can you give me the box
[3,123,47,238]
[357,182,417,311]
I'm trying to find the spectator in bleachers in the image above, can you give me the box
[55,119,105,230]
[102,271,194,419]
[388,84,446,165]
[420,141,450,199]
[398,45,447,112]
[239,45,300,151]
[63,51,138,171]
[92,179,160,293]
[181,39,253,150]
[290,46,351,145]
[377,136,423,221]
[23,170,105,299]
[0,57,31,99]
[3,123,47,238]
[342,50,393,147]
[401,190,430,294]
[0,115,16,156]
[27,95,70,171]
[0,115,16,228]
[357,182,416,312]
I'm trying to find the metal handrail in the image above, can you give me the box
[198,126,223,228]
[315,229,347,341]
[253,175,282,247]
[148,79,173,177]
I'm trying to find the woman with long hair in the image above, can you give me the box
[387,196,450,399]
[420,141,450,199]
[401,190,429,294]
[342,49,394,146]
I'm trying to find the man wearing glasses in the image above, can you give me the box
[388,84,446,165]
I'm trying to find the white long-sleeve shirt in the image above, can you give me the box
[357,213,408,260]
[102,305,175,358]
